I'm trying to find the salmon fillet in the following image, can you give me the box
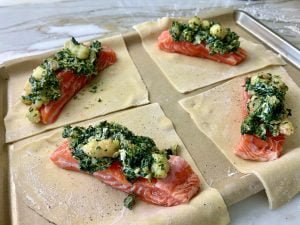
[39,47,117,124]
[50,141,201,207]
[234,84,285,161]
[234,134,285,161]
[158,30,247,66]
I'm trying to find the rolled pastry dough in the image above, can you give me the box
[9,103,230,225]
[179,66,300,209]
[134,17,285,93]
[5,35,149,143]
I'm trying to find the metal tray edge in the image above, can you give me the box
[235,10,300,70]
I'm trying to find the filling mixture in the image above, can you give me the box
[169,16,240,55]
[62,121,179,208]
[241,73,294,140]
[22,38,102,123]
[63,121,176,180]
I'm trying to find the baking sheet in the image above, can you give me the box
[1,9,300,224]
[235,10,300,69]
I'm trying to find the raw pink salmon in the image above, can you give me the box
[234,85,285,161]
[158,30,247,66]
[50,141,201,206]
[40,47,117,124]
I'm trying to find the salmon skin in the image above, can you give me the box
[234,84,285,161]
[50,141,201,207]
[158,30,247,66]
[39,47,117,124]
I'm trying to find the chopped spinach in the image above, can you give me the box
[22,67,60,105]
[120,135,157,181]
[55,40,101,76]
[71,37,80,45]
[62,121,173,181]
[169,18,240,55]
[89,85,98,93]
[241,74,293,139]
[22,37,102,116]
[245,75,286,100]
[124,194,136,210]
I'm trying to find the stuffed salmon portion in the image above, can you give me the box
[22,38,117,124]
[39,47,116,124]
[50,121,200,208]
[158,30,246,66]
[157,16,247,66]
[235,73,294,161]
[51,143,200,207]
[51,141,133,193]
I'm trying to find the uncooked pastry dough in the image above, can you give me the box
[134,17,286,93]
[4,35,149,143]
[179,66,300,209]
[10,103,230,225]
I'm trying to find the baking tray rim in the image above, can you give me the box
[234,10,300,69]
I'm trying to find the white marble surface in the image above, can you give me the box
[0,0,300,64]
[230,192,300,225]
[0,1,300,224]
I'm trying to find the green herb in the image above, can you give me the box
[241,73,293,139]
[62,122,177,208]
[22,37,102,114]
[169,18,240,55]
[89,85,98,93]
[164,144,179,158]
[124,194,136,210]
[71,37,80,45]
[62,121,173,180]
[120,135,157,181]
[22,66,60,105]
[55,40,101,76]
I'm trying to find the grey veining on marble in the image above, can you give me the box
[0,0,299,64]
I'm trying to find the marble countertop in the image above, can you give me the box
[1,0,300,64]
[1,1,300,225]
